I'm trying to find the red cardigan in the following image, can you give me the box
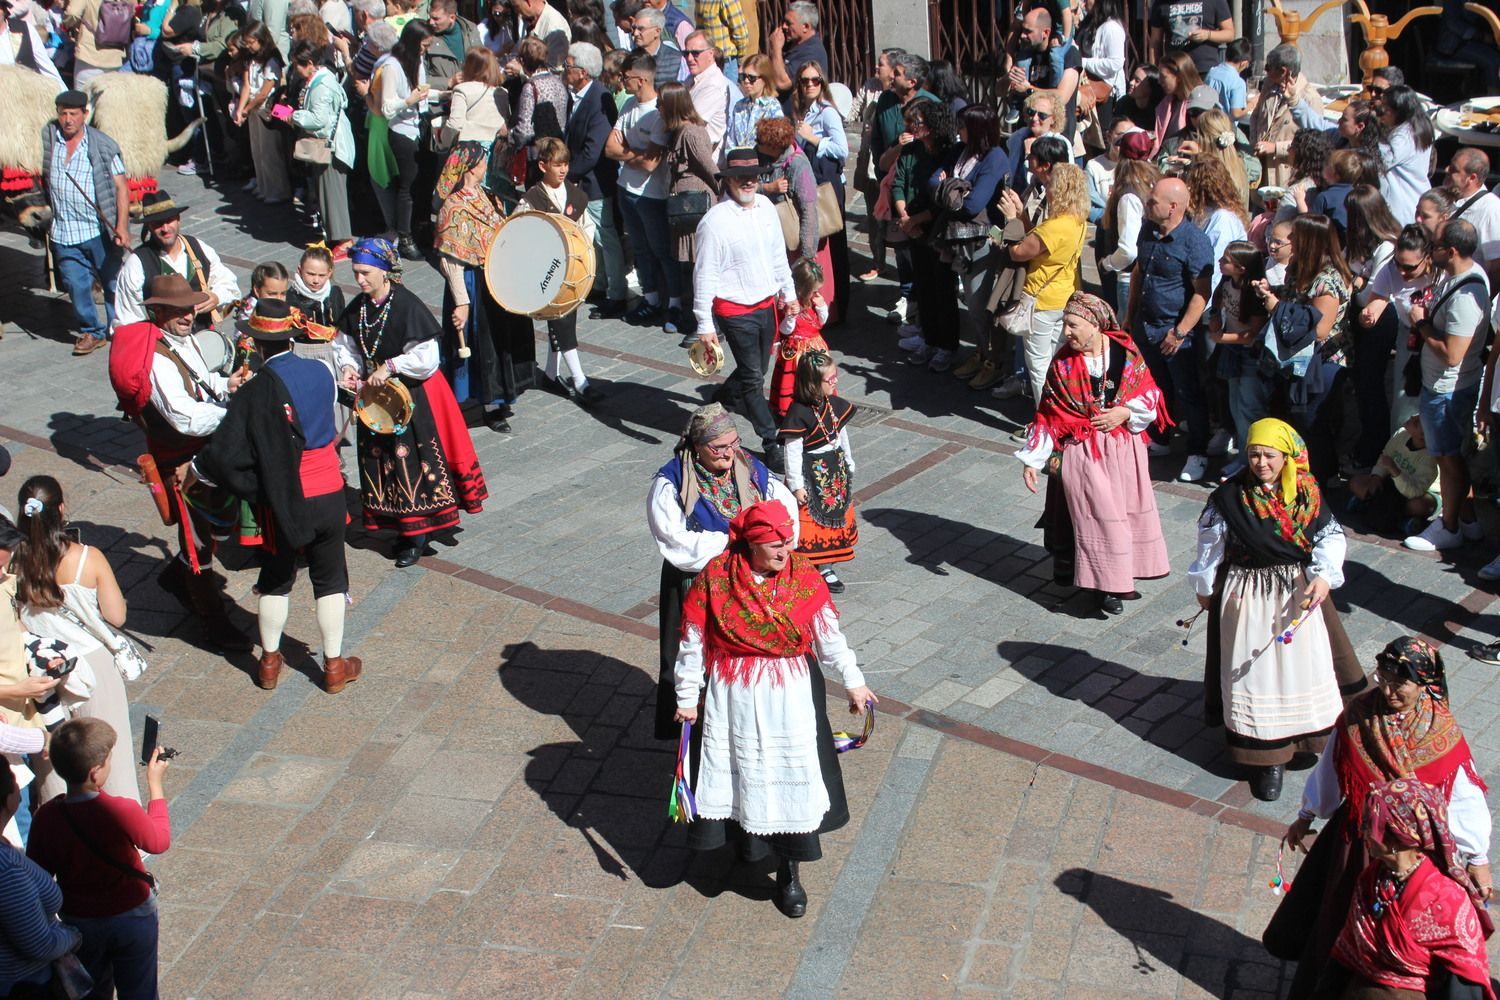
[27,793,171,918]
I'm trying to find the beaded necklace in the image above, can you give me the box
[356,289,395,369]
[1371,856,1424,918]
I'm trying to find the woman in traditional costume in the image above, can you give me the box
[1265,637,1491,999]
[674,501,875,919]
[1320,779,1494,999]
[646,404,798,740]
[1016,291,1171,616]
[1189,417,1369,802]
[334,238,488,567]
[779,350,856,594]
[435,140,535,433]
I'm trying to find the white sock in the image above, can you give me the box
[644,292,660,306]
[316,593,346,660]
[562,349,586,388]
[258,594,289,654]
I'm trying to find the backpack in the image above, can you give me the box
[93,0,134,49]
[108,321,165,419]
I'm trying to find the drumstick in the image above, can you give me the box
[454,304,471,358]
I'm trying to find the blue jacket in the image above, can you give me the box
[931,146,1009,226]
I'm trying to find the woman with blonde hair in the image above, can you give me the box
[997,160,1090,403]
[442,46,510,148]
[1184,108,1250,205]
[724,53,783,153]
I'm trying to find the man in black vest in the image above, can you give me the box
[114,192,241,329]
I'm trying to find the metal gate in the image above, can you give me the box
[755,0,875,91]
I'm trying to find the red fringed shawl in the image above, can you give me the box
[1027,331,1170,458]
[1334,690,1487,838]
[680,546,833,686]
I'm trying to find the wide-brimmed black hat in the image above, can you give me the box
[717,146,763,179]
[140,192,185,226]
[236,299,299,341]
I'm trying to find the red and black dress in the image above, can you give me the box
[778,395,857,566]
[334,282,488,537]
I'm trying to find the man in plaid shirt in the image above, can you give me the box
[693,0,747,82]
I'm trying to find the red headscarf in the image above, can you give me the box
[728,501,795,546]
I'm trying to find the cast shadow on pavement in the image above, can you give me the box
[861,506,1109,619]
[1054,868,1290,995]
[1341,556,1484,642]
[999,639,1239,779]
[46,412,145,475]
[838,359,1018,435]
[0,243,76,346]
[497,640,778,904]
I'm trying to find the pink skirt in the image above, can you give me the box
[1059,432,1170,594]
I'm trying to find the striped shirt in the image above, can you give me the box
[48,130,124,247]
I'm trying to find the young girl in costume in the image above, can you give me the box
[778,350,857,593]
[769,258,829,419]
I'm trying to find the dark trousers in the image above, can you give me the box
[1353,309,1398,467]
[547,312,578,352]
[385,131,420,237]
[912,241,960,350]
[69,893,159,1000]
[256,490,349,599]
[1137,330,1209,454]
[714,305,778,445]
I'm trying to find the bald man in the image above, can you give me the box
[1125,177,1215,482]
[1443,147,1500,285]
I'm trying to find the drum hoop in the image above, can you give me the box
[483,211,593,316]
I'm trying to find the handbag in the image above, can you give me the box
[50,953,94,1000]
[667,189,712,227]
[996,229,1083,337]
[292,137,332,164]
[776,182,843,251]
[52,603,150,682]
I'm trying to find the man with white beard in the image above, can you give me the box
[691,146,798,474]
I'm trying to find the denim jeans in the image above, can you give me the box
[53,235,121,339]
[1137,329,1209,454]
[586,196,628,302]
[618,191,677,301]
[1226,375,1272,453]
[68,892,159,1000]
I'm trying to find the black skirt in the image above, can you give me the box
[441,267,536,408]
[655,560,694,740]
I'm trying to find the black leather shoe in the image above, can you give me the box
[486,414,512,432]
[762,443,786,476]
[396,236,423,261]
[593,298,629,319]
[1251,764,1285,802]
[1098,592,1124,616]
[394,542,429,568]
[820,569,845,594]
[576,383,605,408]
[775,859,807,918]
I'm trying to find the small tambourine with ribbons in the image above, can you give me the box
[833,700,877,753]
[667,721,697,824]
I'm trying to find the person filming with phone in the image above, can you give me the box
[27,718,172,1000]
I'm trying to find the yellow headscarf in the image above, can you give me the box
[1245,418,1309,504]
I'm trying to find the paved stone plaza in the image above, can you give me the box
[4,171,1500,997]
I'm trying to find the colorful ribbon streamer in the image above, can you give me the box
[832,700,877,753]
[1269,839,1296,896]
[667,721,697,824]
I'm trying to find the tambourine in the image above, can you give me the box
[355,377,414,436]
[688,337,725,377]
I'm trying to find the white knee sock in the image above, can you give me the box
[316,594,346,660]
[562,349,586,388]
[644,291,660,306]
[258,594,289,654]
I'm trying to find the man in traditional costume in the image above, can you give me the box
[646,403,798,740]
[114,192,241,329]
[1189,418,1368,801]
[109,272,254,651]
[673,500,875,918]
[193,300,362,694]
[334,238,488,567]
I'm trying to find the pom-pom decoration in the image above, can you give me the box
[667,721,697,824]
[1176,607,1207,647]
[1275,596,1325,646]
[1271,839,1296,896]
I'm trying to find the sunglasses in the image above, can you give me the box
[1396,258,1428,273]
[739,72,761,82]
[800,76,824,85]
[1024,109,1051,120]
[1370,85,1389,96]
[683,47,710,56]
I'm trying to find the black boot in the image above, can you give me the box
[396,235,423,261]
[1251,764,1285,802]
[775,858,807,918]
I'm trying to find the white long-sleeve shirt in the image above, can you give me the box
[1080,18,1126,98]
[688,63,731,155]
[675,604,864,708]
[376,53,426,139]
[148,331,230,438]
[332,330,440,380]
[1014,352,1160,469]
[114,237,241,327]
[1188,498,1347,596]
[0,17,65,92]
[1299,727,1491,865]
[692,196,796,334]
[646,478,798,574]
[1099,191,1144,274]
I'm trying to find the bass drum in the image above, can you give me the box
[483,210,595,319]
[191,329,234,374]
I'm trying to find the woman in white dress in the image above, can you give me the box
[1189,419,1368,802]
[673,500,874,919]
[11,476,139,805]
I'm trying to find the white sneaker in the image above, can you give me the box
[1480,553,1500,581]
[1178,454,1209,482]
[1207,428,1232,457]
[1147,441,1171,457]
[1405,519,1464,551]
[243,178,258,192]
[991,375,1025,399]
[176,160,197,176]
[886,299,908,324]
[898,331,927,352]
[928,348,954,372]
[1462,518,1484,542]
[906,345,933,366]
